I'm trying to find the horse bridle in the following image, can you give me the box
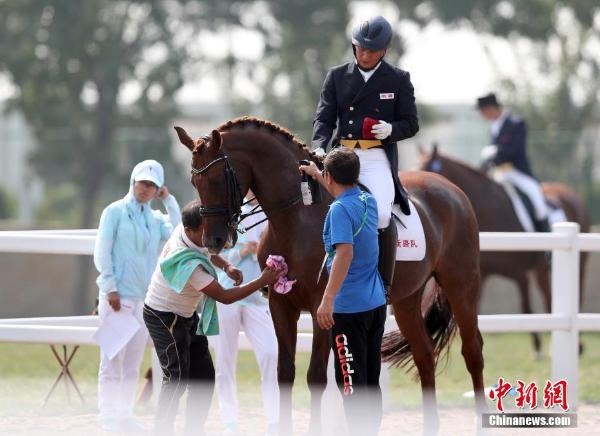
[191,137,243,232]
[191,135,303,234]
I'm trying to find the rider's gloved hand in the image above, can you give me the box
[313,147,326,157]
[480,145,498,161]
[372,120,392,140]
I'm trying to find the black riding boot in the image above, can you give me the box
[378,221,397,302]
[535,217,551,233]
[536,217,552,263]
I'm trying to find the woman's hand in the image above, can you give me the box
[108,292,121,311]
[239,241,258,258]
[157,186,170,200]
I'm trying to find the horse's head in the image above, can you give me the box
[175,126,241,254]
[418,143,444,174]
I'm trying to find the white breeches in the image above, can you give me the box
[354,148,394,228]
[97,297,148,420]
[492,168,549,220]
[210,302,279,425]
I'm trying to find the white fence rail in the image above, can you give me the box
[1,223,600,407]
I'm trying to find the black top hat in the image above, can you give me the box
[476,93,501,109]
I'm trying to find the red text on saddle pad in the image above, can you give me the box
[397,239,418,248]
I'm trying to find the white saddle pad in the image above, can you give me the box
[392,200,426,261]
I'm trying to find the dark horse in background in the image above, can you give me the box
[420,146,590,356]
[175,118,484,435]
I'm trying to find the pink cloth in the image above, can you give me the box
[266,255,296,294]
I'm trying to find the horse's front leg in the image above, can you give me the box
[270,296,300,435]
[306,316,330,435]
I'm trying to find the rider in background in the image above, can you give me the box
[477,93,550,232]
[311,15,419,296]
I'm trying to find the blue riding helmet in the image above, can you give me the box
[351,16,392,51]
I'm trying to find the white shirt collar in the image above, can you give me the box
[490,111,508,138]
[356,60,381,82]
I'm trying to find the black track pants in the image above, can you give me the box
[330,304,387,436]
[143,305,215,436]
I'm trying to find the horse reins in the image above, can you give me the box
[191,135,302,234]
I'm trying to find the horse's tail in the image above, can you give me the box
[381,283,457,373]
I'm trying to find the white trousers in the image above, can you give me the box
[210,302,279,425]
[492,168,549,220]
[354,148,394,228]
[97,297,148,421]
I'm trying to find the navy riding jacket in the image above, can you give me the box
[493,115,534,177]
[311,60,419,214]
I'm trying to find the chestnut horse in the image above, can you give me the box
[420,147,590,355]
[175,118,484,435]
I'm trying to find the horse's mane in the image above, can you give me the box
[436,152,490,182]
[217,116,313,156]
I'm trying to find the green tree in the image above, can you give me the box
[258,0,350,141]
[0,187,18,220]
[0,0,192,312]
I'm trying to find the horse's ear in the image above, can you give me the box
[210,129,222,151]
[174,126,195,151]
[432,142,439,158]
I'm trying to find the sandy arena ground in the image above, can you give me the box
[0,405,598,436]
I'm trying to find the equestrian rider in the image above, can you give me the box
[311,15,419,294]
[477,93,550,232]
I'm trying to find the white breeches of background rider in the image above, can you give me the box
[492,168,549,220]
[210,302,279,426]
[354,148,394,228]
[97,297,148,421]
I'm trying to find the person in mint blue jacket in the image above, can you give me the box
[93,159,181,433]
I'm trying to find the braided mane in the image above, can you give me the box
[216,116,310,152]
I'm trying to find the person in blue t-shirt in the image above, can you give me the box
[300,147,386,436]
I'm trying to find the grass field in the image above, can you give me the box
[1,333,599,417]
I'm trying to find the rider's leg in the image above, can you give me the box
[355,149,396,292]
[504,170,550,231]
